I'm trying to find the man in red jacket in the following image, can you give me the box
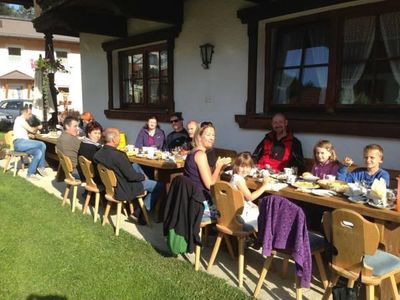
[253,113,305,173]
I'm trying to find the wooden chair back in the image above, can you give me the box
[97,163,116,199]
[211,181,244,232]
[214,148,237,162]
[57,150,75,181]
[323,208,380,277]
[78,156,97,189]
[4,131,15,151]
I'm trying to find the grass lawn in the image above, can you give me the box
[0,171,250,300]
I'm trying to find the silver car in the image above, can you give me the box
[0,99,33,123]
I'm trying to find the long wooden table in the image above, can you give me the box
[128,154,184,192]
[35,133,58,162]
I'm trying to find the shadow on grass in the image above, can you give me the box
[27,294,67,300]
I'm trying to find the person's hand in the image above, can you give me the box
[216,156,232,168]
[261,176,273,189]
[342,156,353,167]
[37,124,43,130]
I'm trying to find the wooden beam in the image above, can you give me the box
[238,0,355,23]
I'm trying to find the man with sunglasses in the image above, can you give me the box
[166,113,190,151]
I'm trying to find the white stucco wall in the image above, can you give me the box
[79,0,400,170]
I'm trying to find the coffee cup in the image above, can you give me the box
[284,168,293,176]
[326,175,336,182]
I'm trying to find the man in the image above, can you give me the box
[166,113,190,151]
[93,128,162,224]
[253,113,305,173]
[56,116,81,173]
[13,106,46,179]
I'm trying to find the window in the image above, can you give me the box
[119,44,170,109]
[56,50,68,64]
[8,47,21,56]
[266,7,400,113]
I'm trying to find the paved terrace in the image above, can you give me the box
[0,159,326,299]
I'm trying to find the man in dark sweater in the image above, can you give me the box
[166,113,190,151]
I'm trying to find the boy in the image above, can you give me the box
[337,144,390,187]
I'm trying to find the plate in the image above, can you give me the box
[270,173,288,181]
[347,195,368,203]
[292,181,320,189]
[366,199,395,210]
[317,179,349,193]
[301,175,320,182]
[311,189,336,196]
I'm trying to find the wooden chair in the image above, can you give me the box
[207,181,255,287]
[194,220,213,271]
[57,151,81,212]
[322,209,400,300]
[3,130,30,176]
[97,163,150,236]
[253,195,328,299]
[78,156,102,223]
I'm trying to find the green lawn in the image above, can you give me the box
[0,171,250,300]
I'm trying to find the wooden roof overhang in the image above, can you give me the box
[32,0,184,37]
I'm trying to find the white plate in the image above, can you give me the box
[311,189,336,197]
[348,195,367,203]
[344,191,366,197]
[366,199,395,209]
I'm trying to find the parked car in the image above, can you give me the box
[0,111,13,123]
[0,99,33,123]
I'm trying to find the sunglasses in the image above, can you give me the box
[170,119,180,123]
[200,121,213,128]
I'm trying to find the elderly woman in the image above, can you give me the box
[77,121,103,182]
[135,116,165,150]
[183,123,231,220]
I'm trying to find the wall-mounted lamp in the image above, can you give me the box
[200,43,214,69]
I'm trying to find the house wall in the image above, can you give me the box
[79,0,400,170]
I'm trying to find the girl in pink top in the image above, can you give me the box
[311,140,340,179]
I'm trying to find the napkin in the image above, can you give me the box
[370,178,387,205]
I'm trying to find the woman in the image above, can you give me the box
[135,116,165,150]
[183,124,231,219]
[77,121,103,182]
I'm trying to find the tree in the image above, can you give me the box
[0,3,15,16]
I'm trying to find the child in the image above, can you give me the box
[311,140,340,179]
[337,144,390,187]
[230,152,271,231]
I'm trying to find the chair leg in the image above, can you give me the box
[94,192,100,223]
[295,276,302,300]
[137,196,151,227]
[3,154,11,173]
[281,258,289,279]
[71,185,78,212]
[115,202,122,236]
[195,227,202,271]
[83,191,92,215]
[223,235,235,259]
[238,237,245,288]
[254,255,274,297]
[21,157,25,170]
[366,284,374,300]
[207,232,223,271]
[314,252,328,288]
[389,275,400,300]
[62,185,70,206]
[102,202,111,225]
[322,274,340,300]
[13,156,18,176]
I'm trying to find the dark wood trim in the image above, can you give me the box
[235,113,400,138]
[104,109,180,123]
[246,21,258,114]
[102,27,181,52]
[106,51,113,110]
[167,37,175,112]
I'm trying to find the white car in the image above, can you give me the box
[0,111,13,123]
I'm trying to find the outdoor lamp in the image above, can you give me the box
[200,43,214,69]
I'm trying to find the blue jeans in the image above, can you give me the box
[131,163,163,210]
[14,138,46,176]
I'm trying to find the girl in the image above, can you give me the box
[311,140,340,179]
[230,152,271,231]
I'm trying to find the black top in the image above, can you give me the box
[166,128,190,151]
[93,145,145,201]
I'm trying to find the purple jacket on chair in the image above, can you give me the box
[258,195,312,288]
